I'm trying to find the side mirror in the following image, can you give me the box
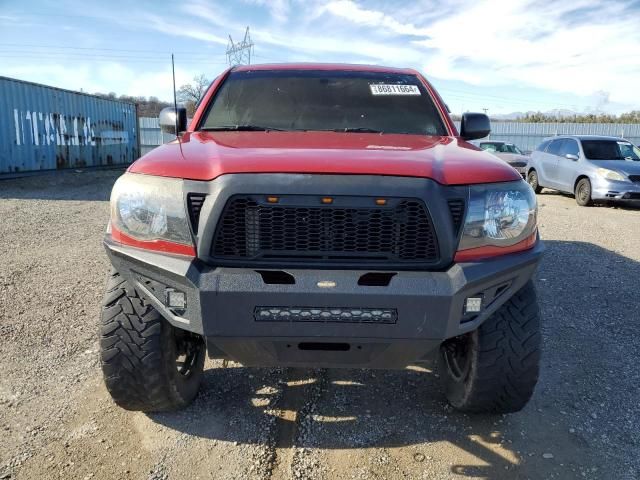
[565,153,579,161]
[460,113,491,141]
[159,107,187,136]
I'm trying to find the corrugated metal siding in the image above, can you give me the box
[0,76,139,174]
[139,117,176,156]
[454,121,640,152]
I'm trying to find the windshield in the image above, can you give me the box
[480,142,523,154]
[200,70,447,135]
[582,140,640,161]
[503,144,523,154]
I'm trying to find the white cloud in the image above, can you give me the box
[3,0,638,112]
[320,0,430,37]
[318,0,640,107]
[415,0,640,104]
[242,0,292,23]
[2,62,204,100]
[143,13,228,45]
[251,28,423,64]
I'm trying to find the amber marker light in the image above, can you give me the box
[267,196,279,203]
[375,198,387,206]
[321,197,334,204]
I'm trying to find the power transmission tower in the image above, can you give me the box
[226,27,254,67]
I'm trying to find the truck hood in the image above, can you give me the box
[129,131,521,185]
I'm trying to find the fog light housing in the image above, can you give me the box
[465,297,482,313]
[166,289,186,309]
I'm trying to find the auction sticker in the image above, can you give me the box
[370,84,421,96]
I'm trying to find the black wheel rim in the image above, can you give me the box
[175,334,201,378]
[578,182,590,203]
[443,335,472,381]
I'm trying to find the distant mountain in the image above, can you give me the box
[545,109,580,118]
[490,112,529,121]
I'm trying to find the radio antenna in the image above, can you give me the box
[171,53,179,139]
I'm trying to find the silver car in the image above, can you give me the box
[471,140,529,177]
[527,135,640,206]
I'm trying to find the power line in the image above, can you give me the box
[0,42,215,55]
[0,57,228,68]
[0,51,227,62]
[0,50,229,66]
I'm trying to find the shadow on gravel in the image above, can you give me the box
[0,168,124,201]
[152,364,520,477]
[150,240,640,479]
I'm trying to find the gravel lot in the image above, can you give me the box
[1,169,639,480]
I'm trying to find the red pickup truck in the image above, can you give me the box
[101,63,542,414]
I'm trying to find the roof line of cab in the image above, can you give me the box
[232,62,419,75]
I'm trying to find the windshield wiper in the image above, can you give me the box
[201,125,385,133]
[333,127,384,133]
[200,125,286,132]
[305,127,384,133]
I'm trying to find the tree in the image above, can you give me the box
[517,111,640,124]
[177,74,211,116]
[92,92,172,117]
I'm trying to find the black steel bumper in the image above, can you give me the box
[105,237,543,369]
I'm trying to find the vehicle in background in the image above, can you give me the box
[471,140,529,177]
[527,135,640,206]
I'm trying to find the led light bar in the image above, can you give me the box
[254,307,397,324]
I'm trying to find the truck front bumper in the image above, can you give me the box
[105,238,543,369]
[591,177,640,201]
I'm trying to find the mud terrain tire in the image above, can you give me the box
[440,281,541,413]
[100,269,205,412]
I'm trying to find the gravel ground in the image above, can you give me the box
[1,169,639,480]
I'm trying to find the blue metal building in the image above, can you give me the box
[0,76,139,175]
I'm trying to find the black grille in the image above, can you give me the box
[447,199,465,236]
[187,194,206,233]
[211,196,439,266]
[629,175,640,184]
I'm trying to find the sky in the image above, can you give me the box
[1,0,639,116]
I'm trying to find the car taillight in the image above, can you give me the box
[109,173,196,256]
[455,180,538,261]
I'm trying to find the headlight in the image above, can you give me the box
[110,173,192,245]
[596,168,626,182]
[458,181,537,251]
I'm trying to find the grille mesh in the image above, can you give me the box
[187,194,206,233]
[447,199,465,236]
[211,196,439,265]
